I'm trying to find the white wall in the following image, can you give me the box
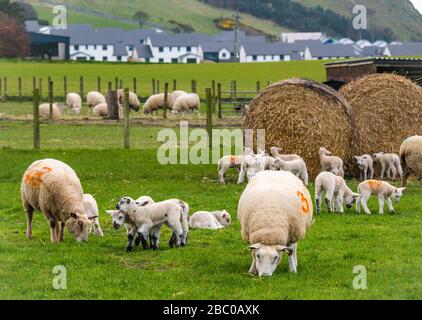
[219,48,231,60]
[145,38,202,63]
[69,44,118,61]
[243,54,291,63]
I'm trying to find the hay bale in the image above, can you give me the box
[340,73,422,158]
[244,78,354,178]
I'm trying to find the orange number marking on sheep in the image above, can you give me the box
[368,180,382,189]
[229,156,237,165]
[24,167,52,188]
[297,191,310,215]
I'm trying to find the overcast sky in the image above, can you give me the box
[410,0,422,13]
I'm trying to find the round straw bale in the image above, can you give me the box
[340,73,422,158]
[243,78,355,178]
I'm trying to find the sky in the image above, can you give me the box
[410,0,422,13]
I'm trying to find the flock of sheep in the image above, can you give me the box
[38,89,201,120]
[18,135,422,278]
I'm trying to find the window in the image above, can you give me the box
[76,56,86,61]
[171,58,178,64]
[280,55,285,60]
[117,56,122,61]
[222,52,227,58]
[90,57,95,61]
[159,58,164,63]
[252,55,257,61]
[103,45,108,51]
[128,45,134,51]
[159,47,164,53]
[103,56,108,61]
[187,46,192,52]
[74,45,79,51]
[186,58,197,64]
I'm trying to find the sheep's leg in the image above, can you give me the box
[181,214,189,247]
[49,219,58,243]
[361,195,372,215]
[315,188,322,214]
[127,227,138,252]
[149,224,162,250]
[370,166,374,179]
[380,163,386,180]
[237,165,246,184]
[336,193,344,213]
[325,189,334,213]
[397,163,403,181]
[94,222,104,237]
[389,165,397,180]
[386,198,395,213]
[356,195,362,214]
[402,171,410,188]
[23,202,34,239]
[287,248,297,274]
[378,196,385,214]
[363,167,367,181]
[248,255,257,275]
[301,171,309,186]
[137,225,150,250]
[219,166,227,184]
[59,222,65,242]
[360,169,364,181]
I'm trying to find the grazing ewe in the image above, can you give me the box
[238,171,313,277]
[87,91,106,109]
[217,148,254,184]
[117,89,141,111]
[91,103,108,117]
[354,155,374,180]
[39,103,63,120]
[373,152,403,180]
[168,90,188,108]
[273,157,309,185]
[143,93,165,114]
[356,180,405,215]
[319,147,344,177]
[315,172,359,214]
[400,135,422,187]
[66,93,82,114]
[189,210,231,229]
[237,154,266,184]
[270,147,303,161]
[172,93,200,114]
[21,159,92,243]
[110,197,188,251]
[82,194,104,236]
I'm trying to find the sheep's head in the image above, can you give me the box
[218,210,231,226]
[249,243,292,277]
[243,147,254,156]
[344,192,360,209]
[115,197,135,213]
[246,156,265,181]
[391,187,406,202]
[319,147,331,156]
[143,104,152,114]
[373,152,384,161]
[270,147,282,157]
[106,210,125,230]
[65,213,92,242]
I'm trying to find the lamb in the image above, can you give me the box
[65,93,82,114]
[273,157,309,185]
[172,93,200,114]
[238,170,313,277]
[39,103,63,120]
[373,152,403,180]
[400,135,422,187]
[217,147,254,184]
[87,91,106,109]
[315,172,359,214]
[270,147,303,161]
[113,197,188,250]
[356,180,405,215]
[92,103,108,117]
[82,194,104,236]
[20,159,92,243]
[189,210,231,230]
[237,154,266,184]
[319,147,344,177]
[354,154,374,180]
[143,93,166,114]
[117,89,141,111]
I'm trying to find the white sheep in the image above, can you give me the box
[20,159,92,243]
[92,103,108,117]
[189,210,231,229]
[354,154,374,180]
[356,180,405,215]
[315,172,359,214]
[319,147,344,177]
[39,103,63,120]
[168,90,188,108]
[82,194,103,237]
[237,154,266,184]
[117,89,141,111]
[217,147,254,184]
[373,152,403,180]
[400,135,422,187]
[143,93,166,114]
[273,157,309,185]
[87,91,106,109]
[238,170,313,276]
[65,93,82,114]
[270,147,303,161]
[172,93,200,114]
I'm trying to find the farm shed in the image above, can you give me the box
[28,32,70,60]
[325,57,422,88]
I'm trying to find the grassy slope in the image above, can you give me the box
[295,0,422,41]
[1,121,422,299]
[0,59,328,98]
[27,0,289,36]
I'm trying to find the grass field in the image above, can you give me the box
[1,119,422,299]
[0,59,329,99]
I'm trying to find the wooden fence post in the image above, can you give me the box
[115,77,119,90]
[80,76,84,99]
[206,88,213,149]
[97,76,101,92]
[217,83,222,119]
[48,81,54,120]
[64,76,67,98]
[119,79,123,89]
[107,89,119,120]
[33,89,40,149]
[3,77,7,98]
[108,81,112,92]
[211,80,216,112]
[163,83,169,119]
[32,77,36,95]
[38,78,42,97]
[0,78,2,96]
[173,79,177,91]
[124,88,130,149]
[156,79,160,93]
[256,81,261,94]
[233,80,237,99]
[133,77,137,94]
[18,77,22,98]
[152,78,156,94]
[191,80,195,93]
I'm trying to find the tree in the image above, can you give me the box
[17,2,38,20]
[0,0,23,19]
[0,13,30,57]
[133,11,149,28]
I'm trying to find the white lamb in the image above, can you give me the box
[217,147,254,184]
[270,147,303,161]
[21,159,92,243]
[373,152,403,180]
[65,93,82,114]
[82,194,104,236]
[315,172,359,214]
[354,154,374,180]
[356,180,405,215]
[172,93,200,114]
[238,170,313,277]
[87,91,106,109]
[237,154,266,184]
[319,147,344,177]
[189,210,231,230]
[39,103,63,120]
[273,157,309,185]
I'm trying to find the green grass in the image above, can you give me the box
[1,121,422,299]
[0,59,329,98]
